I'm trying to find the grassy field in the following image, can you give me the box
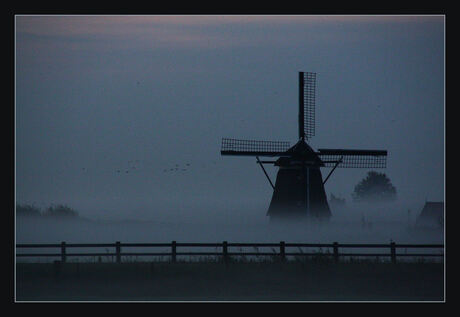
[15,259,444,302]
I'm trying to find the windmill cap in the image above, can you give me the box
[276,140,324,166]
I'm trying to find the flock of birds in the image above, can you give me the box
[163,163,191,173]
[80,160,216,175]
[114,160,141,174]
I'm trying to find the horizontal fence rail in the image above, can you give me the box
[16,241,444,264]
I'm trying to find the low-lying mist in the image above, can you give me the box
[16,199,443,246]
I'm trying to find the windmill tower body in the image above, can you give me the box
[221,72,388,222]
[267,141,331,220]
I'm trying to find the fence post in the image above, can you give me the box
[116,241,121,263]
[61,241,66,263]
[333,242,339,263]
[390,242,396,264]
[223,241,228,264]
[280,241,285,262]
[171,241,176,263]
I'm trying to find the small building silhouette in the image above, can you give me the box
[416,201,444,228]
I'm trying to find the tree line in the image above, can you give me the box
[16,204,79,218]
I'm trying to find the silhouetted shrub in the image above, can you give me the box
[329,193,346,207]
[16,204,41,217]
[43,204,79,218]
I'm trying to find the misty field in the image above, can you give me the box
[16,260,443,301]
[16,203,444,246]
[15,202,444,301]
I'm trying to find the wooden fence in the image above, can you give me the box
[16,241,444,264]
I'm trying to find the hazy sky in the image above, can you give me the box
[15,15,445,220]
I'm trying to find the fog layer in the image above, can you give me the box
[16,200,443,246]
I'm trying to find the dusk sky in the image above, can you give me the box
[15,15,444,221]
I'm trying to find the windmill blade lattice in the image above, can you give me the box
[318,149,387,168]
[221,138,290,157]
[299,72,316,140]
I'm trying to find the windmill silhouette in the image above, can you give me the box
[221,72,388,222]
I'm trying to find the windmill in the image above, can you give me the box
[220,72,388,221]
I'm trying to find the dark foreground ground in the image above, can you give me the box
[15,260,444,302]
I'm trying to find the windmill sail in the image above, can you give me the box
[317,148,387,168]
[221,138,290,157]
[299,72,316,141]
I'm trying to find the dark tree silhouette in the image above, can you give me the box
[43,204,79,218]
[16,204,41,217]
[352,171,397,202]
